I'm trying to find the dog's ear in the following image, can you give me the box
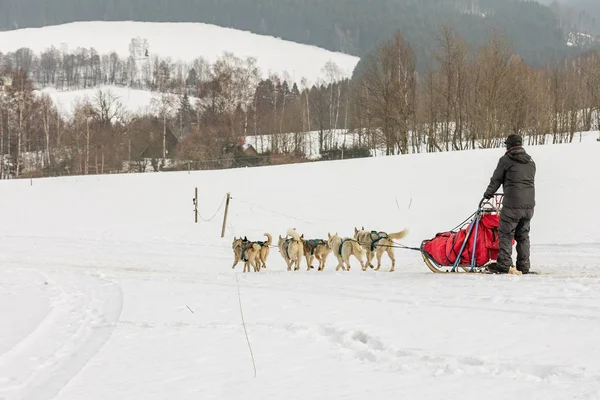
[361,226,364,231]
[354,227,357,234]
[328,232,331,239]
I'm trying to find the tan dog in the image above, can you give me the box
[278,228,304,271]
[255,233,272,269]
[231,236,261,272]
[327,233,366,271]
[353,227,408,272]
[303,238,331,271]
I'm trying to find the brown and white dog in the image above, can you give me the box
[255,233,272,269]
[231,236,261,273]
[303,237,331,271]
[353,227,408,272]
[278,228,304,271]
[327,233,366,271]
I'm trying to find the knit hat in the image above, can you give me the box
[504,134,523,148]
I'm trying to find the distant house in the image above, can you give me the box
[242,143,258,157]
[237,137,258,156]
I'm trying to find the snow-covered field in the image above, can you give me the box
[0,21,360,82]
[39,86,165,119]
[1,133,599,399]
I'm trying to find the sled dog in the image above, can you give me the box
[353,227,409,272]
[278,228,304,271]
[231,236,261,273]
[255,233,272,269]
[327,233,366,271]
[303,237,331,271]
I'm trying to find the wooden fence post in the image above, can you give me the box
[194,187,198,223]
[221,192,231,238]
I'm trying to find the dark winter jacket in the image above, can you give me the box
[484,146,536,209]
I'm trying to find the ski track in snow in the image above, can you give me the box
[0,268,123,400]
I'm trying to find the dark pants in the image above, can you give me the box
[497,207,534,273]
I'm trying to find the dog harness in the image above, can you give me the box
[338,239,356,256]
[283,239,293,259]
[240,240,251,261]
[305,239,327,255]
[368,231,388,251]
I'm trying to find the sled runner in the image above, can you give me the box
[420,194,509,273]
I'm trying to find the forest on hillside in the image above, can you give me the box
[540,0,600,35]
[0,0,591,71]
[2,26,600,179]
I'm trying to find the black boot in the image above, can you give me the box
[486,262,509,274]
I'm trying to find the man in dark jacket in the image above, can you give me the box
[483,134,536,274]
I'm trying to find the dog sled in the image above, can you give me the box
[420,194,509,274]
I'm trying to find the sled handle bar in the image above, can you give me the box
[479,193,503,209]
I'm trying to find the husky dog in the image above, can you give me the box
[278,228,304,271]
[303,237,331,271]
[254,233,272,269]
[327,233,366,271]
[231,236,261,273]
[353,227,409,272]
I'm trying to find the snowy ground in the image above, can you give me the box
[0,21,360,83]
[39,86,168,119]
[1,133,599,399]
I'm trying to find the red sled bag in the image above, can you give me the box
[422,213,513,268]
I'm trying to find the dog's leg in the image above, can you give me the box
[254,253,260,272]
[357,254,366,271]
[335,255,344,271]
[345,254,352,271]
[375,249,384,271]
[321,253,328,271]
[387,247,396,272]
[306,253,313,271]
[282,253,291,271]
[354,249,366,271]
[366,249,375,269]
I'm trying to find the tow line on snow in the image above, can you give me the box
[260,241,420,251]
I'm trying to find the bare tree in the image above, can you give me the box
[148,93,177,162]
[358,31,416,155]
[433,25,469,150]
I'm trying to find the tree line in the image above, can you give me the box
[1,0,595,72]
[1,26,600,179]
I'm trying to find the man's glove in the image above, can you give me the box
[483,193,492,200]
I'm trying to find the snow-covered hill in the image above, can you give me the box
[0,133,599,399]
[0,21,360,83]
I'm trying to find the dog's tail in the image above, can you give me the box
[263,233,272,246]
[287,228,301,241]
[351,240,366,256]
[388,229,409,240]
